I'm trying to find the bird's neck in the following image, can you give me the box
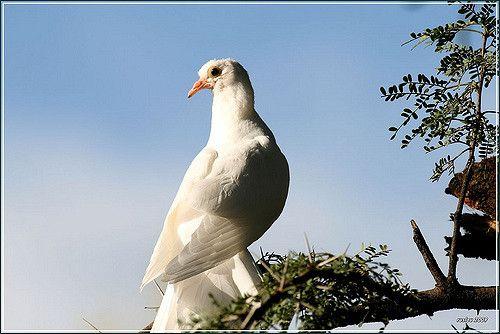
[207,82,256,148]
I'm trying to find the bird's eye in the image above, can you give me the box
[210,67,221,77]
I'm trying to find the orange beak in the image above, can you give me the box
[187,79,213,98]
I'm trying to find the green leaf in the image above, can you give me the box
[378,3,496,184]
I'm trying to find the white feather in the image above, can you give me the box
[151,250,261,331]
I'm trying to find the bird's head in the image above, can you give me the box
[187,58,252,99]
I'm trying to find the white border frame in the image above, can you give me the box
[0,1,498,333]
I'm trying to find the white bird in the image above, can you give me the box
[142,58,290,331]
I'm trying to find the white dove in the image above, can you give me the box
[142,58,289,331]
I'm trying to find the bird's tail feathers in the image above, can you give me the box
[151,250,261,331]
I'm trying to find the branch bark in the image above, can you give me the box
[447,155,474,282]
[411,220,446,287]
[338,285,496,328]
[330,220,497,328]
[447,31,489,284]
[332,221,497,328]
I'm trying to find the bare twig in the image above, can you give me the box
[411,220,446,287]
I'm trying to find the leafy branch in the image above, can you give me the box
[188,245,419,330]
[380,3,497,182]
[379,2,498,290]
[184,224,495,330]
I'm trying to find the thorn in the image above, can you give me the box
[250,250,263,263]
[153,279,164,296]
[343,243,351,255]
[279,255,290,291]
[303,233,313,263]
[82,317,102,333]
[258,259,281,282]
[240,303,259,329]
[142,321,154,331]
[318,254,341,267]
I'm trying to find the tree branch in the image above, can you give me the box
[447,30,489,284]
[336,221,496,328]
[332,219,497,328]
[411,220,446,287]
[338,285,496,328]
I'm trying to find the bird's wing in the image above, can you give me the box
[163,136,287,282]
[163,215,253,283]
[189,136,278,219]
[141,148,218,289]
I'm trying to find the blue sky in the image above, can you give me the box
[2,2,497,331]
